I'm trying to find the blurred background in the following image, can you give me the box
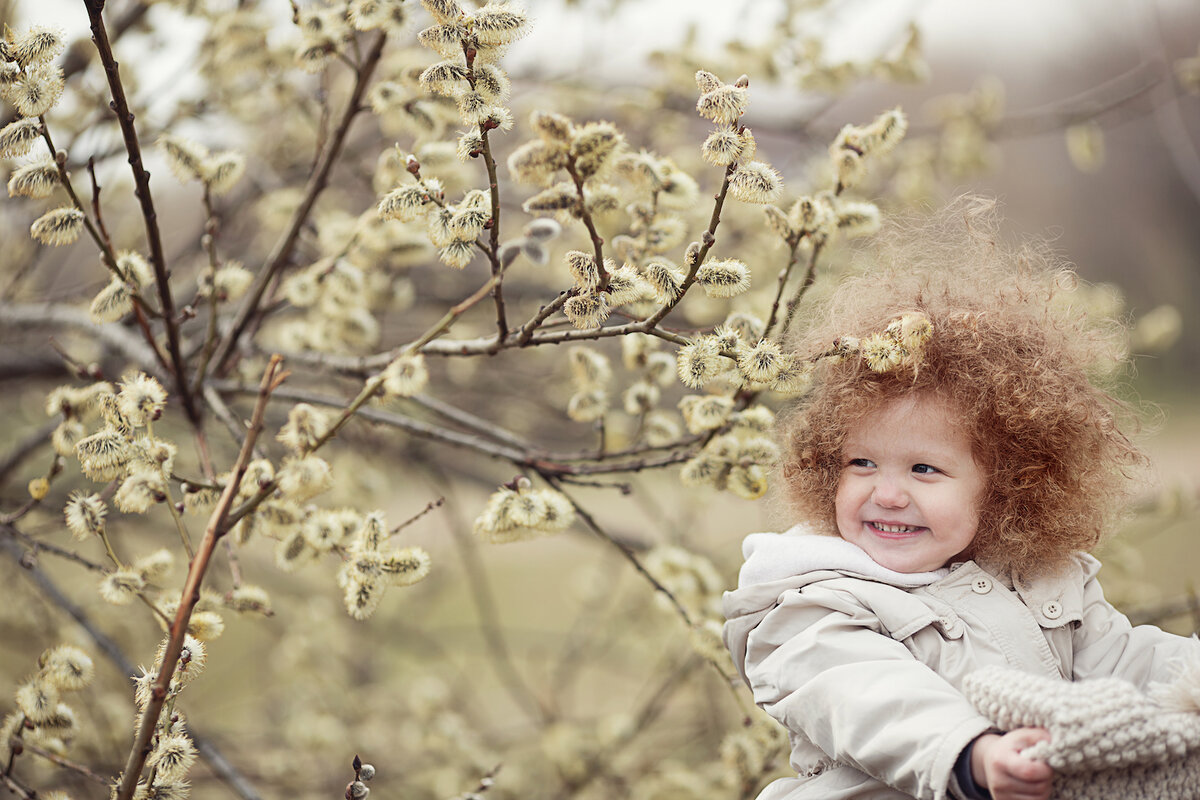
[1,1,1198,798]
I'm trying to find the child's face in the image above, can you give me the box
[835,394,986,573]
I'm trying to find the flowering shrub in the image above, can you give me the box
[0,2,1194,799]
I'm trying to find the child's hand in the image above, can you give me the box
[969,728,1053,800]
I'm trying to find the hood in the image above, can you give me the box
[722,524,947,683]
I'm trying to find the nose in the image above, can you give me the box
[871,476,909,509]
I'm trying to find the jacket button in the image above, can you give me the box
[1042,600,1063,619]
[971,577,992,594]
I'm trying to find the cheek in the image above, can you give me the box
[833,476,857,521]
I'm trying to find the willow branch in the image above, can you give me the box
[514,292,569,347]
[211,33,387,375]
[405,393,534,451]
[638,164,735,331]
[762,237,803,339]
[440,473,553,725]
[0,420,56,488]
[0,302,163,373]
[113,356,284,800]
[83,0,199,426]
[777,238,825,341]
[565,159,610,291]
[0,532,264,800]
[266,318,689,376]
[190,187,225,393]
[21,741,108,786]
[541,475,693,626]
[209,381,701,478]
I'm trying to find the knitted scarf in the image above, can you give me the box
[963,661,1200,799]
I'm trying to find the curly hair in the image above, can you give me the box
[778,198,1145,578]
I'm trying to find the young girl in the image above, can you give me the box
[723,200,1200,800]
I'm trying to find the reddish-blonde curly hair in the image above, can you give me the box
[779,198,1145,578]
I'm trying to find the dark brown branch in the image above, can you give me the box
[113,357,284,800]
[83,0,199,426]
[762,237,803,339]
[209,381,701,478]
[210,33,387,375]
[0,530,264,800]
[564,159,610,291]
[776,239,824,341]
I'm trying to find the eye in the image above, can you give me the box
[847,458,875,469]
[912,463,941,475]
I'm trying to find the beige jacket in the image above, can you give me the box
[722,527,1200,800]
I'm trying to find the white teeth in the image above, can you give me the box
[874,523,917,533]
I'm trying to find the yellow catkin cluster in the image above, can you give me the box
[2,645,94,764]
[679,405,780,501]
[336,513,432,620]
[275,257,387,353]
[59,376,178,527]
[415,0,526,133]
[473,477,575,544]
[642,545,725,620]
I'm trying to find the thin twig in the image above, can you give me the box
[210,33,388,375]
[405,393,534,451]
[83,0,199,426]
[209,381,701,478]
[190,186,225,394]
[777,239,824,341]
[0,302,163,372]
[565,158,610,291]
[388,497,445,536]
[113,356,284,800]
[2,521,107,573]
[639,163,736,330]
[0,420,56,488]
[0,533,264,800]
[539,475,693,626]
[762,237,803,339]
[462,39,509,341]
[437,469,553,725]
[21,741,109,786]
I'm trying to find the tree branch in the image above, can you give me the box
[0,530,264,800]
[0,420,56,489]
[210,33,387,375]
[0,302,164,373]
[113,356,284,800]
[83,0,199,426]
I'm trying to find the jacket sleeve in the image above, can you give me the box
[741,582,994,800]
[1069,554,1200,687]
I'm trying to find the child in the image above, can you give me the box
[722,199,1200,800]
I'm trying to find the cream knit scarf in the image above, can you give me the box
[963,661,1200,799]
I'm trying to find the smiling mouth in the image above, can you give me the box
[867,522,926,538]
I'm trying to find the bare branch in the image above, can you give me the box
[0,302,163,373]
[0,420,56,488]
[210,33,388,375]
[0,530,264,800]
[113,356,284,800]
[83,0,199,425]
[208,381,701,477]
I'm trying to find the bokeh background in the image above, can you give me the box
[1,1,1198,798]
